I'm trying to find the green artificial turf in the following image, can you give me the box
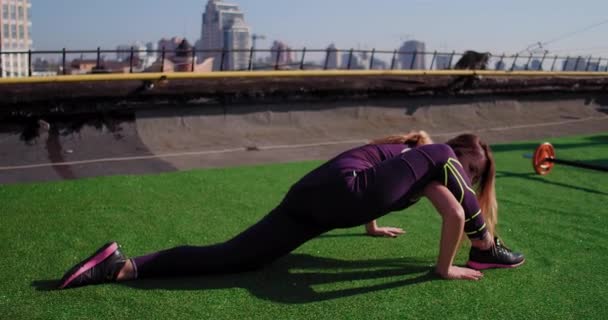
[1,134,607,319]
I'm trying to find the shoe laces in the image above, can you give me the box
[491,238,511,255]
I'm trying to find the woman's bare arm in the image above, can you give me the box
[423,181,484,280]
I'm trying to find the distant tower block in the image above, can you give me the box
[199,0,252,71]
[326,43,341,69]
[399,40,426,70]
[0,0,33,77]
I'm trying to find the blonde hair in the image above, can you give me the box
[369,130,433,146]
[477,141,498,237]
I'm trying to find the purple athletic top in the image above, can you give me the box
[283,143,487,240]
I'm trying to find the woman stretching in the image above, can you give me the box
[58,132,524,289]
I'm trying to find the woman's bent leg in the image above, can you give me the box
[133,207,328,278]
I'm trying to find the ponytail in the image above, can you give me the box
[477,141,498,237]
[370,130,433,146]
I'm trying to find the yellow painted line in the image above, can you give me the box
[1,69,608,85]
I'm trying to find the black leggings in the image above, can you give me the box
[131,146,452,279]
[133,206,330,278]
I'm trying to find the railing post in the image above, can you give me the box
[287,48,293,69]
[524,54,533,70]
[248,46,254,71]
[160,46,165,72]
[62,48,66,75]
[447,51,455,69]
[220,49,226,71]
[390,49,397,70]
[369,48,376,69]
[573,56,581,71]
[563,55,571,71]
[410,51,417,69]
[275,47,281,70]
[191,47,196,72]
[129,46,134,73]
[429,50,437,70]
[347,48,353,70]
[550,55,558,71]
[28,49,32,76]
[538,52,547,71]
[323,47,330,70]
[596,58,602,72]
[510,53,519,71]
[585,57,592,71]
[300,47,306,70]
[96,46,101,69]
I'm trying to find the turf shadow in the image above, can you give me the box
[496,171,608,196]
[31,280,58,291]
[120,253,437,304]
[583,158,608,167]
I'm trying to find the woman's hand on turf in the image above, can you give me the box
[436,266,484,281]
[365,221,405,238]
[369,226,405,238]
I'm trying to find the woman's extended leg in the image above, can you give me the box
[58,206,329,288]
[130,206,329,279]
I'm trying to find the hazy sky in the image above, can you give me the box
[33,0,608,57]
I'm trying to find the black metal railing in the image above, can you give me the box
[0,47,607,77]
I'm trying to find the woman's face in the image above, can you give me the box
[459,147,486,186]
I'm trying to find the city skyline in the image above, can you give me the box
[30,0,608,58]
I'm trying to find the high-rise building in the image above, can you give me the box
[399,40,426,70]
[198,0,251,71]
[341,51,366,69]
[0,0,32,77]
[269,40,294,68]
[326,43,340,69]
[224,17,250,70]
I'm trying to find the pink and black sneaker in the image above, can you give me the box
[467,237,525,270]
[58,242,127,289]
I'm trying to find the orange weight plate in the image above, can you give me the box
[533,142,555,175]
